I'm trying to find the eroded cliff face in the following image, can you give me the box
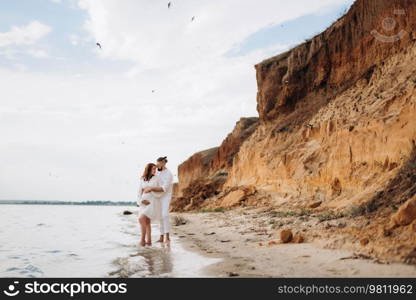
[256,0,416,123]
[172,117,259,210]
[176,147,218,197]
[227,0,416,210]
[172,0,416,263]
[210,117,258,171]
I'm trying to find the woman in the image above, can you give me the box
[137,163,162,246]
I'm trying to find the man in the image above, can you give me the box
[143,156,173,243]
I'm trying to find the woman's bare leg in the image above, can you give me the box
[139,216,146,246]
[145,218,152,246]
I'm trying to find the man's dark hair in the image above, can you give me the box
[157,156,168,163]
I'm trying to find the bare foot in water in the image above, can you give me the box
[146,242,152,246]
[140,240,146,247]
[156,236,164,243]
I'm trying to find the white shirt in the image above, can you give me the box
[156,168,173,216]
[156,168,173,194]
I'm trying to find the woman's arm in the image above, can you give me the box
[152,177,165,198]
[138,180,151,205]
[148,186,164,192]
[143,177,164,193]
[144,172,173,193]
[137,180,143,200]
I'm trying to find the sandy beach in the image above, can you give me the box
[171,208,416,278]
[1,204,414,278]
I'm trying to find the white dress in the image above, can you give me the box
[137,176,162,223]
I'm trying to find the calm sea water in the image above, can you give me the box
[0,205,218,277]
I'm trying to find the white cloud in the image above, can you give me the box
[0,47,50,60]
[12,63,27,72]
[27,49,49,58]
[0,1,352,202]
[69,33,80,45]
[0,21,52,48]
[0,48,17,59]
[77,0,347,67]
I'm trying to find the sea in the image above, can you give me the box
[0,204,218,277]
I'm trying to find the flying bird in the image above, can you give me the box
[96,42,102,49]
[191,16,195,22]
[168,2,172,9]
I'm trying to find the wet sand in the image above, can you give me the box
[109,211,221,278]
[171,209,416,278]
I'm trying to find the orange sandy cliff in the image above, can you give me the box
[172,0,416,264]
[173,117,258,211]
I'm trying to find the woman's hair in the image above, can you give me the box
[142,163,156,181]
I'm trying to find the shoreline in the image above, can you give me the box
[171,208,416,278]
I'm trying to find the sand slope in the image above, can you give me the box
[172,210,416,277]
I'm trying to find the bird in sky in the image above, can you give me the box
[168,2,172,9]
[191,16,195,22]
[96,42,102,49]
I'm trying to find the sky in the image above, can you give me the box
[0,0,355,202]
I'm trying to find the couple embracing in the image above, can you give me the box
[137,156,173,246]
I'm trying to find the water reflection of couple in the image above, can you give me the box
[137,156,173,247]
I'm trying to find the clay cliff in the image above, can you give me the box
[173,117,258,210]
[172,0,416,264]
[176,147,219,197]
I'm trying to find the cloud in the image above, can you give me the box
[0,1,352,201]
[77,0,347,68]
[0,47,49,60]
[0,21,52,48]
[27,49,49,58]
[69,33,80,45]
